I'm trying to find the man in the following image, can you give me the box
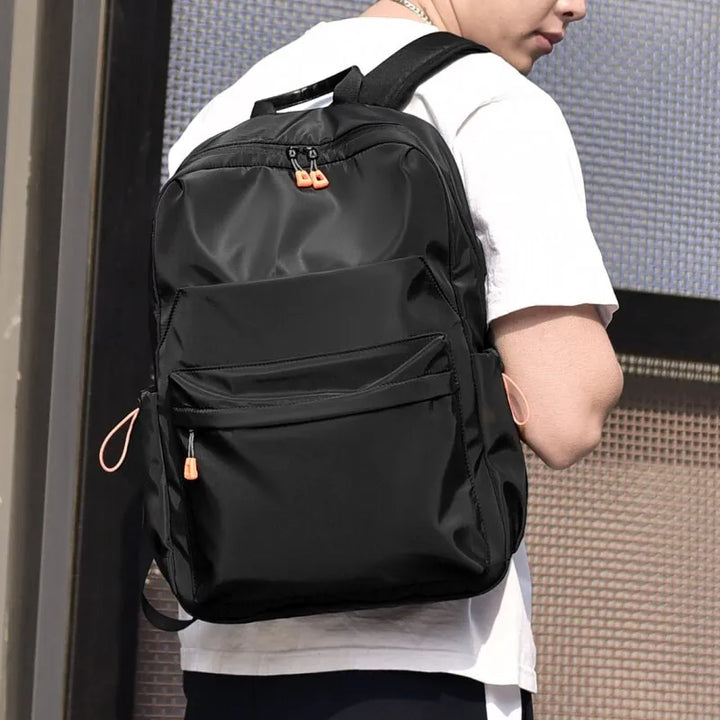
[170,2,623,717]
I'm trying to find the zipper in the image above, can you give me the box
[178,122,397,170]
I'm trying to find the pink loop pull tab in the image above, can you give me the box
[502,373,531,427]
[99,407,140,473]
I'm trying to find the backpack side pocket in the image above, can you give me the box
[137,390,176,592]
[471,350,528,557]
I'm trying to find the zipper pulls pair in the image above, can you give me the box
[288,146,329,190]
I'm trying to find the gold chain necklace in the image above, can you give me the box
[388,0,433,25]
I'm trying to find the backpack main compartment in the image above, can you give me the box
[138,102,527,624]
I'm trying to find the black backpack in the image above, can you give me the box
[103,32,527,631]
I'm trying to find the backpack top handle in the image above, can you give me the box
[251,66,362,118]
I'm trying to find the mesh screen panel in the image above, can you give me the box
[526,368,720,719]
[136,1,720,717]
[529,1,720,300]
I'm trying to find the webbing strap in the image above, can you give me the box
[251,66,362,117]
[141,593,196,632]
[335,32,490,109]
[138,537,196,632]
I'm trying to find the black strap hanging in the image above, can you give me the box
[142,593,196,632]
[138,536,196,632]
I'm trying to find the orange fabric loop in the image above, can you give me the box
[502,373,531,428]
[99,407,140,473]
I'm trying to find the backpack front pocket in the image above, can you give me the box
[166,333,488,623]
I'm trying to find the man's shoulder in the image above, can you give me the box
[415,51,563,135]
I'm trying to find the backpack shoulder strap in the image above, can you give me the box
[335,31,490,109]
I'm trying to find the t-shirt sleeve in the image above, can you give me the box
[452,88,618,327]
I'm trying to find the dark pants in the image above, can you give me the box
[183,670,533,720]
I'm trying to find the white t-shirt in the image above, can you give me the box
[169,18,618,694]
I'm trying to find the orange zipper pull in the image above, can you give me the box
[184,429,199,481]
[295,169,312,188]
[288,147,312,188]
[307,147,330,190]
[310,169,329,189]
